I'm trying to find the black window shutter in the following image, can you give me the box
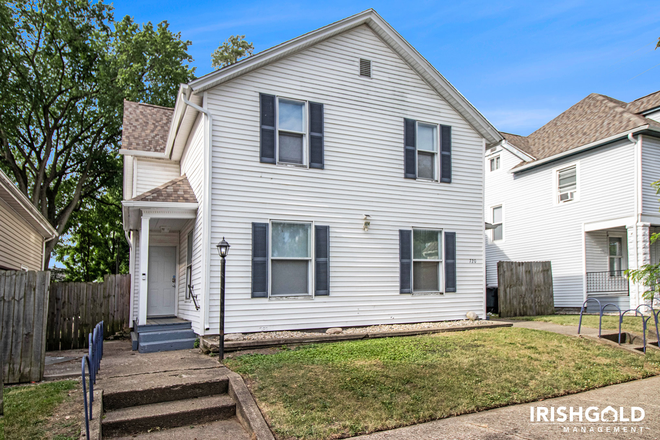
[440,125,452,183]
[404,119,416,179]
[309,102,324,169]
[445,231,456,292]
[260,94,276,164]
[399,229,412,293]
[314,225,329,295]
[252,223,269,297]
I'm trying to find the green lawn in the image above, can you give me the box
[0,380,78,440]
[508,314,653,336]
[226,327,660,440]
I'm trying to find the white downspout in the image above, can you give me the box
[629,132,641,308]
[182,90,213,332]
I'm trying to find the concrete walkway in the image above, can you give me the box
[356,375,660,439]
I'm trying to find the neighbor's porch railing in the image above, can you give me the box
[586,270,629,295]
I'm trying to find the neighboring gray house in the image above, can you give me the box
[485,90,660,312]
[0,168,57,271]
[121,9,502,351]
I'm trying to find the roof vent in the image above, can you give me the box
[359,59,372,77]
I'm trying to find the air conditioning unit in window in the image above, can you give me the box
[559,191,575,203]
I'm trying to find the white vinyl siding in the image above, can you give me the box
[485,140,636,305]
[204,24,486,334]
[178,115,205,333]
[0,197,44,271]
[134,158,180,196]
[132,232,140,322]
[177,220,198,323]
[641,135,660,217]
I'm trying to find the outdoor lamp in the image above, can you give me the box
[216,238,230,257]
[217,237,230,361]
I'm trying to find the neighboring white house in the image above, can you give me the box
[485,90,660,312]
[121,9,501,347]
[0,168,57,271]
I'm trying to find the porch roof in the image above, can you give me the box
[131,175,197,204]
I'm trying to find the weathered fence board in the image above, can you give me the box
[0,270,50,384]
[46,274,130,351]
[497,261,554,318]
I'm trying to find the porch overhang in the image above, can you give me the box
[122,201,198,232]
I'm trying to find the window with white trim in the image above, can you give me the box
[271,221,312,296]
[489,156,500,171]
[185,230,194,299]
[417,123,438,180]
[277,98,306,165]
[492,206,503,241]
[609,236,623,274]
[557,165,577,203]
[412,229,442,292]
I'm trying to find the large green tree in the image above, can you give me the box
[211,35,254,69]
[0,0,195,272]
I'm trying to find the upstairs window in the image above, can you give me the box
[489,156,500,171]
[417,123,438,180]
[277,99,306,165]
[404,119,452,183]
[557,165,577,203]
[492,206,503,241]
[260,94,325,169]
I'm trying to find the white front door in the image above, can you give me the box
[148,246,177,317]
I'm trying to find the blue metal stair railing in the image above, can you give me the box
[81,321,105,439]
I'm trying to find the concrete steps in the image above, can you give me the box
[103,395,235,437]
[111,418,251,439]
[102,369,229,410]
[101,369,239,438]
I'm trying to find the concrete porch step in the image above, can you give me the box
[138,338,197,353]
[102,394,236,437]
[136,321,192,334]
[138,329,197,343]
[111,417,251,439]
[103,368,228,410]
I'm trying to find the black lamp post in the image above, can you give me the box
[216,237,230,361]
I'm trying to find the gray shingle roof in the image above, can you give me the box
[122,100,174,153]
[131,175,197,204]
[503,91,660,165]
[626,90,660,114]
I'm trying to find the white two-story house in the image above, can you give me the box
[485,90,660,313]
[121,9,501,352]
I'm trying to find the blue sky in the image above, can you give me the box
[110,0,660,136]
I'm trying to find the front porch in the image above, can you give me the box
[122,175,201,352]
[584,222,660,310]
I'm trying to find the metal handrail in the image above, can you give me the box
[189,285,200,311]
[81,321,104,439]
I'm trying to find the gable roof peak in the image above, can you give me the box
[186,9,501,145]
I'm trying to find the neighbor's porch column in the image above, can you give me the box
[627,222,650,309]
[138,214,151,325]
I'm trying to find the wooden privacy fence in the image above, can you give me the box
[47,274,130,351]
[0,270,50,384]
[497,261,554,318]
